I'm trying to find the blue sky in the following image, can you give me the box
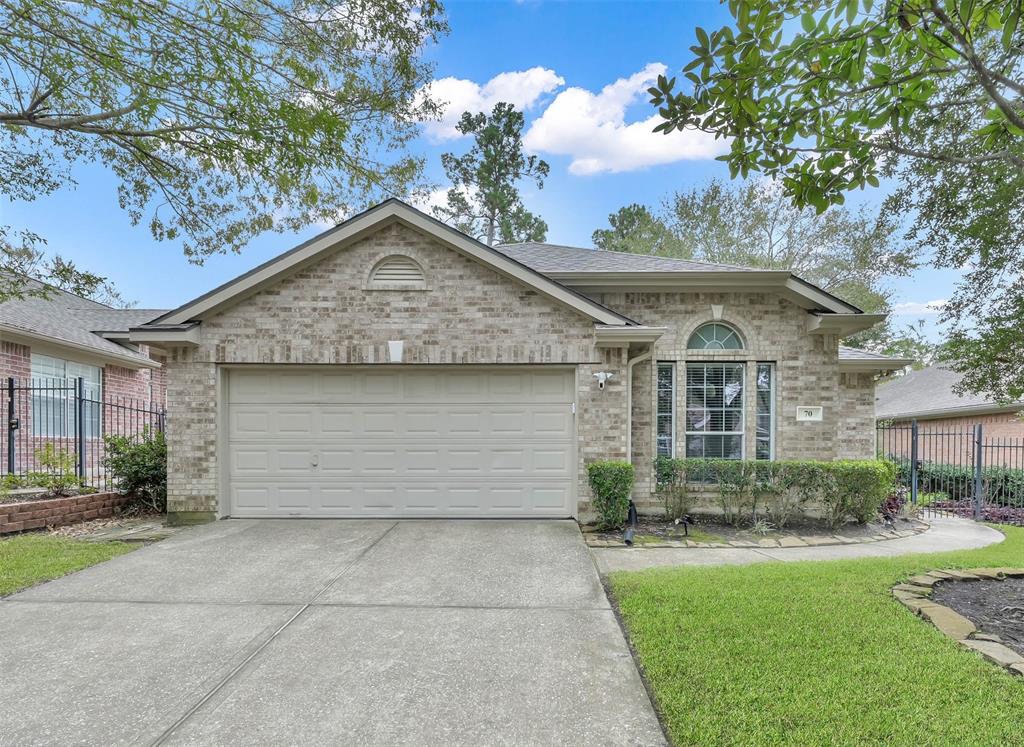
[2,0,957,335]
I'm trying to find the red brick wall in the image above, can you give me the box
[0,340,31,381]
[0,491,133,534]
[879,411,1024,468]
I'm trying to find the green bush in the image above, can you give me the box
[32,443,80,496]
[654,456,698,521]
[587,460,635,530]
[655,457,897,528]
[103,428,167,512]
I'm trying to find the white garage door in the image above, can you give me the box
[226,367,576,518]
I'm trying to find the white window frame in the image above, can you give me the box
[684,362,746,460]
[656,362,676,458]
[755,362,776,461]
[30,354,102,438]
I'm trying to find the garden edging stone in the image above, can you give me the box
[891,567,1024,677]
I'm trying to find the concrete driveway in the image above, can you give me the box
[0,520,665,746]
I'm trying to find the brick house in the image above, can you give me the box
[0,280,167,473]
[124,200,907,524]
[876,363,1024,467]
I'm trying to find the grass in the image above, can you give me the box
[0,534,135,596]
[610,525,1024,746]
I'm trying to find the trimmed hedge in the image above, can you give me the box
[655,457,897,529]
[587,460,635,530]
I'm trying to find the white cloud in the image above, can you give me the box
[523,62,726,174]
[407,186,451,214]
[418,67,565,141]
[892,299,947,316]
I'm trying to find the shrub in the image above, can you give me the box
[654,456,698,521]
[32,443,80,496]
[104,428,167,512]
[655,457,897,528]
[587,460,635,530]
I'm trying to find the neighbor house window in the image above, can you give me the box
[656,363,675,457]
[30,355,101,438]
[755,363,775,460]
[685,362,744,459]
[687,322,743,350]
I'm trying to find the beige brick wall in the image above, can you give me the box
[164,222,879,519]
[596,291,858,509]
[166,222,626,517]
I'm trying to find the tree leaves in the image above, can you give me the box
[0,0,448,262]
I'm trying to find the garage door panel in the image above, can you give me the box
[229,480,574,517]
[228,443,572,479]
[227,368,575,518]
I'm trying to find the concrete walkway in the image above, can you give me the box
[1,520,666,746]
[592,516,1005,574]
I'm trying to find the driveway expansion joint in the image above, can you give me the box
[149,521,399,746]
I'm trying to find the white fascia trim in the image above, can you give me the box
[595,325,666,346]
[128,325,201,347]
[807,313,887,335]
[547,272,860,314]
[839,358,914,372]
[0,324,161,369]
[155,201,634,328]
[878,403,1024,421]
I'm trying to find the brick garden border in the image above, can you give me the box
[892,568,1024,677]
[0,492,132,535]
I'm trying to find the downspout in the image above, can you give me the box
[623,345,653,547]
[625,345,654,464]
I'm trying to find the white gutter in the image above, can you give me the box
[625,346,655,466]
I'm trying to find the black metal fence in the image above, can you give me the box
[877,421,1024,526]
[3,377,165,493]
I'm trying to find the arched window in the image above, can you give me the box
[368,255,426,287]
[687,322,743,350]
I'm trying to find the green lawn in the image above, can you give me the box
[611,525,1024,746]
[0,534,135,596]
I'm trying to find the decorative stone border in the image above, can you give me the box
[584,522,928,549]
[892,568,1024,677]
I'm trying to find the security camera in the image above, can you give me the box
[593,372,614,390]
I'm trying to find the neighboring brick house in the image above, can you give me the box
[125,200,907,524]
[0,279,167,473]
[876,363,1024,467]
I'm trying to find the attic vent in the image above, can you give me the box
[369,256,426,287]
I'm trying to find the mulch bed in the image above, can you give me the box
[932,577,1024,657]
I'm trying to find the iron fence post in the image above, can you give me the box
[75,377,86,480]
[6,377,14,474]
[973,423,984,521]
[910,419,919,505]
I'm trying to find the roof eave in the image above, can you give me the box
[128,323,201,348]
[595,325,667,346]
[877,403,1024,421]
[839,357,913,372]
[0,324,161,369]
[153,200,636,329]
[808,313,887,335]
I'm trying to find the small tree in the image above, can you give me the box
[434,103,549,246]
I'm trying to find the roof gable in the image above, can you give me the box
[152,200,636,328]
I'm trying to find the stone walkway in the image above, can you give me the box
[591,516,1006,574]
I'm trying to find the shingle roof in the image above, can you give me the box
[875,363,1023,419]
[0,279,166,366]
[839,345,897,361]
[493,242,757,273]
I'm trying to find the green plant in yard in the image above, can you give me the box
[587,460,635,530]
[104,428,167,512]
[32,443,80,496]
[654,456,698,521]
[656,457,896,528]
[611,525,1024,746]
